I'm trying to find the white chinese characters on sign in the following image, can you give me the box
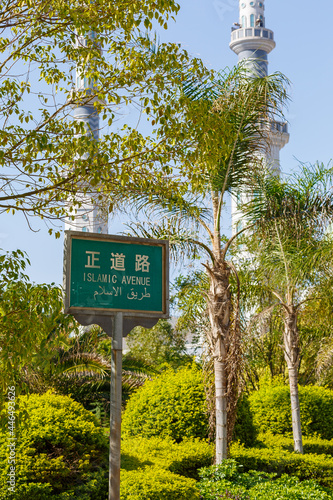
[110,253,126,271]
[135,255,150,272]
[85,251,101,269]
[84,251,151,273]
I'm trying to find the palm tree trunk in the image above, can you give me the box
[284,307,303,453]
[214,355,227,462]
[206,260,231,463]
[288,365,303,453]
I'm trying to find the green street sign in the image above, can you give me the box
[64,232,169,317]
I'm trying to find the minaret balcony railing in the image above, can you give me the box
[271,120,288,134]
[258,120,288,134]
[231,27,274,42]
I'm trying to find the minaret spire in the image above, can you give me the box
[230,0,274,77]
[230,0,289,235]
[65,32,108,235]
[230,0,289,172]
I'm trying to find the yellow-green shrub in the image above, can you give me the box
[121,436,213,479]
[249,384,333,439]
[120,437,212,498]
[233,395,258,447]
[258,432,333,457]
[0,392,108,499]
[120,468,200,500]
[230,442,333,488]
[122,365,209,441]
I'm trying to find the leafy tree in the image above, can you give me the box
[125,319,189,369]
[127,65,289,462]
[0,249,74,412]
[0,0,207,227]
[242,162,333,453]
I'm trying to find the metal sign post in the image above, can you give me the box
[63,232,169,500]
[109,312,123,500]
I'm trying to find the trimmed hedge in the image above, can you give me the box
[249,384,333,439]
[230,442,333,488]
[122,365,209,441]
[120,437,212,499]
[258,432,333,457]
[120,468,200,500]
[0,392,108,499]
[121,436,213,480]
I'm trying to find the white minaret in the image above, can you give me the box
[65,32,108,235]
[230,0,289,234]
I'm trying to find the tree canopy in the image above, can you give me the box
[0,249,75,415]
[0,0,207,230]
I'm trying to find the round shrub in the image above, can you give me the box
[0,392,108,499]
[122,365,209,441]
[120,468,200,500]
[249,384,333,439]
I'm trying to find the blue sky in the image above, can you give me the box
[1,0,333,284]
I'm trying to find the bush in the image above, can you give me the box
[230,442,333,488]
[198,459,333,500]
[0,392,108,499]
[122,365,209,441]
[233,395,258,447]
[122,364,256,447]
[121,436,213,480]
[249,384,333,439]
[120,468,200,500]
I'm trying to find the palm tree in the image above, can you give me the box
[43,326,156,411]
[242,162,333,453]
[127,65,289,462]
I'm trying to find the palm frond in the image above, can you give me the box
[55,352,110,378]
[122,355,158,376]
[239,162,333,306]
[124,219,214,262]
[179,65,289,200]
[120,189,211,226]
[243,162,333,230]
